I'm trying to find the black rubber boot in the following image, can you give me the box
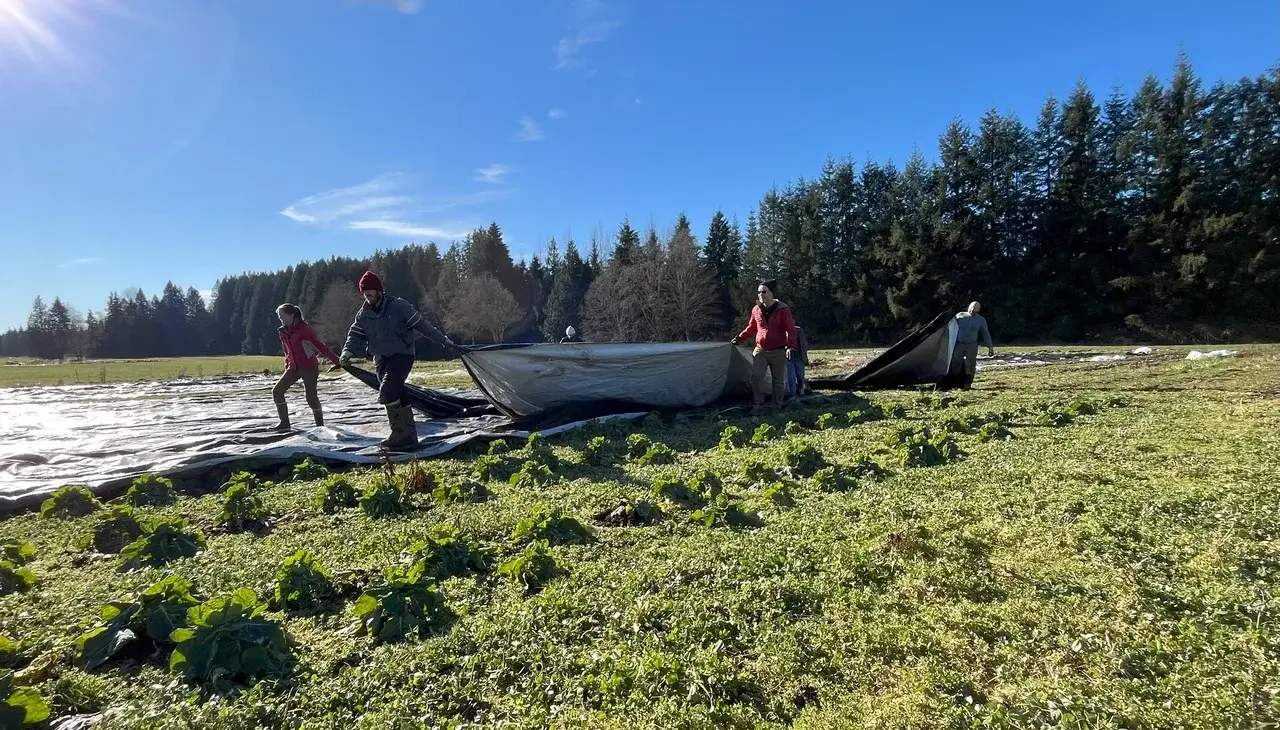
[380,402,418,451]
[273,402,291,431]
[312,408,324,427]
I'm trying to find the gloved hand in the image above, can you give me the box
[338,352,352,368]
[730,336,740,345]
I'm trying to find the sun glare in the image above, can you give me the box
[0,0,118,74]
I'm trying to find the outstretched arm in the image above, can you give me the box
[397,299,456,347]
[733,311,757,344]
[979,319,993,349]
[340,310,366,362]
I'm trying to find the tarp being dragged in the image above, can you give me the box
[460,342,759,419]
[807,311,960,390]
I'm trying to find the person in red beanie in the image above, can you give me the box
[730,279,796,415]
[271,303,341,431]
[337,270,457,450]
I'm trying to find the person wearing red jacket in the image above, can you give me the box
[271,303,341,431]
[730,279,797,415]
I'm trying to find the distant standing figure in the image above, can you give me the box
[786,325,811,397]
[338,271,457,451]
[272,304,341,431]
[731,279,797,415]
[561,326,582,344]
[949,301,995,390]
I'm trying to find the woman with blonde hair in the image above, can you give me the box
[271,303,341,430]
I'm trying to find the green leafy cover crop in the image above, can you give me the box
[509,460,556,489]
[750,423,777,444]
[0,669,50,728]
[360,476,407,518]
[0,540,35,566]
[125,473,176,507]
[75,575,202,670]
[39,485,100,520]
[315,475,359,514]
[291,457,330,482]
[0,561,36,596]
[272,550,336,612]
[169,589,294,689]
[718,425,745,451]
[399,525,491,579]
[635,443,677,466]
[496,540,562,592]
[512,505,592,545]
[218,482,270,532]
[352,562,452,644]
[432,477,489,506]
[625,433,652,461]
[783,442,828,478]
[79,506,145,554]
[117,518,206,571]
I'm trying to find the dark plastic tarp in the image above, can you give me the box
[807,311,960,390]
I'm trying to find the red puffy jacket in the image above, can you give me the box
[278,322,340,371]
[737,301,797,352]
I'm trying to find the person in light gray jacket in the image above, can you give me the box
[949,301,995,389]
[337,270,456,450]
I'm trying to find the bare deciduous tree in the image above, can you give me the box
[445,274,524,343]
[314,281,362,348]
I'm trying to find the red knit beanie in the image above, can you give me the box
[358,270,382,292]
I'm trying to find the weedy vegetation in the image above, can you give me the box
[2,348,1280,728]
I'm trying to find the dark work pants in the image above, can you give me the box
[374,353,415,405]
[272,367,321,410]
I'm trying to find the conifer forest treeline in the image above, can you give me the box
[4,56,1278,361]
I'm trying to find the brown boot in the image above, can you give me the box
[273,402,291,431]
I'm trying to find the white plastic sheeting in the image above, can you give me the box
[461,342,759,419]
[1187,349,1239,360]
[0,374,523,512]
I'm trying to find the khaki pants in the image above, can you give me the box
[272,367,321,410]
[751,348,788,407]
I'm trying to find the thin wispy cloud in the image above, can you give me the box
[554,0,623,71]
[280,173,504,241]
[517,116,544,142]
[473,164,512,184]
[548,108,567,120]
[58,257,104,269]
[356,0,424,14]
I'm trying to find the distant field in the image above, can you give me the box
[0,356,480,389]
[0,356,287,388]
[0,343,1242,389]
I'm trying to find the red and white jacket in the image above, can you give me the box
[277,322,340,371]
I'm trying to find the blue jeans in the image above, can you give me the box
[786,361,805,396]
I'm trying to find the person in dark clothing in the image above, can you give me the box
[731,279,797,415]
[947,301,995,390]
[338,271,457,450]
[786,325,810,397]
[272,303,341,431]
[560,326,582,343]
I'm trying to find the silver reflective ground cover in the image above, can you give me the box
[460,342,759,418]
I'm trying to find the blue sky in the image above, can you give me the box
[0,0,1274,330]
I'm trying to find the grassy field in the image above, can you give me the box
[0,356,287,388]
[2,348,1279,728]
[0,343,1204,388]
